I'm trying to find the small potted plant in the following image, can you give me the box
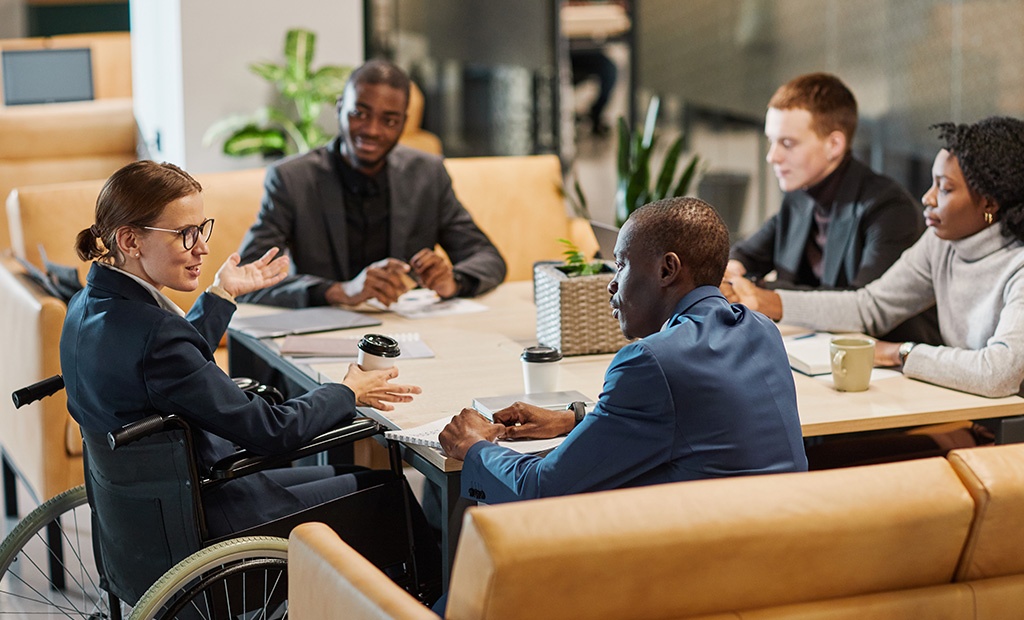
[534,239,630,356]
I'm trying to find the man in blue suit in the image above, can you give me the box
[440,197,807,504]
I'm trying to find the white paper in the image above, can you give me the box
[365,289,488,319]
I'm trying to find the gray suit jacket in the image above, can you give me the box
[238,139,507,307]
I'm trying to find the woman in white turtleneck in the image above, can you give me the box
[723,116,1024,399]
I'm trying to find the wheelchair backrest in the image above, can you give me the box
[82,428,204,605]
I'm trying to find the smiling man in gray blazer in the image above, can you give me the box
[238,59,506,308]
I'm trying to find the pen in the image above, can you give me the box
[792,332,817,340]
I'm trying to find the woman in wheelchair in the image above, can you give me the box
[60,160,422,538]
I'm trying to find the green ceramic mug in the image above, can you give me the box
[830,337,875,392]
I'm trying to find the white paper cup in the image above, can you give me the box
[357,334,401,370]
[521,346,562,393]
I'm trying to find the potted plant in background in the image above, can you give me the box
[615,95,702,226]
[203,28,351,158]
[566,94,703,226]
[534,239,631,356]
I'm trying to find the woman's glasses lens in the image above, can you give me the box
[183,219,215,249]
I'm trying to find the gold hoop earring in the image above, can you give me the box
[984,212,994,225]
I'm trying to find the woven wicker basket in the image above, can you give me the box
[534,262,631,356]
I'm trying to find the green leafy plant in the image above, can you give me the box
[614,95,702,227]
[558,238,604,277]
[203,28,352,158]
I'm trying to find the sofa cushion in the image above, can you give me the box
[966,574,1024,618]
[447,458,975,620]
[948,443,1024,581]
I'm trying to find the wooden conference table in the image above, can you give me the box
[227,280,1024,581]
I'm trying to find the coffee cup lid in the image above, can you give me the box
[358,334,401,357]
[521,345,562,362]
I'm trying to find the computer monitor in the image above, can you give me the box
[589,219,619,260]
[2,47,94,106]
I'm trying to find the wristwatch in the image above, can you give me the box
[898,341,917,367]
[567,401,587,427]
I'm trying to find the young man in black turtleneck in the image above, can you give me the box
[725,72,939,344]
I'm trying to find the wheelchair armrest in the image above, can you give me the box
[208,417,384,480]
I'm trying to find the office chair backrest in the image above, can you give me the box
[82,428,203,605]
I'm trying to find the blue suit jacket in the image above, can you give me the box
[461,286,807,504]
[60,264,357,535]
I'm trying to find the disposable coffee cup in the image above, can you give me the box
[521,345,562,394]
[830,337,875,392]
[357,334,401,370]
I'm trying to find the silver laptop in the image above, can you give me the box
[589,220,619,260]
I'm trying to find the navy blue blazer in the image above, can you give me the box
[460,287,808,504]
[60,264,357,535]
[237,140,507,307]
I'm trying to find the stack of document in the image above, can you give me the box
[783,332,832,376]
[229,307,380,338]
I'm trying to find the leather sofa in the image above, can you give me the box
[288,442,1024,619]
[0,156,593,508]
[0,32,136,250]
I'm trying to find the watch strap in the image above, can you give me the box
[568,401,587,427]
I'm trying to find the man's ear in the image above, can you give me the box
[660,252,683,285]
[826,130,847,162]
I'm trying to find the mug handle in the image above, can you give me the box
[832,350,847,376]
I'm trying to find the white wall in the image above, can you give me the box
[131,0,364,173]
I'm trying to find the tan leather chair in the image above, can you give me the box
[400,82,443,156]
[8,168,266,311]
[444,155,598,282]
[0,99,136,249]
[0,256,80,504]
[289,458,978,619]
[0,32,135,249]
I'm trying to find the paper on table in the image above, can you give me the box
[814,367,903,385]
[471,390,595,416]
[365,289,488,319]
[384,416,568,456]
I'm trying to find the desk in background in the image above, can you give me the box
[228,280,1024,586]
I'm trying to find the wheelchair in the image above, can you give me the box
[1,375,441,619]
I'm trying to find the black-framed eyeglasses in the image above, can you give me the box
[142,218,215,250]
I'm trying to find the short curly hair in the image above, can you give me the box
[932,116,1024,242]
[626,197,730,287]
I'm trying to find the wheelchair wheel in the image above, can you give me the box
[129,536,288,620]
[0,484,126,618]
